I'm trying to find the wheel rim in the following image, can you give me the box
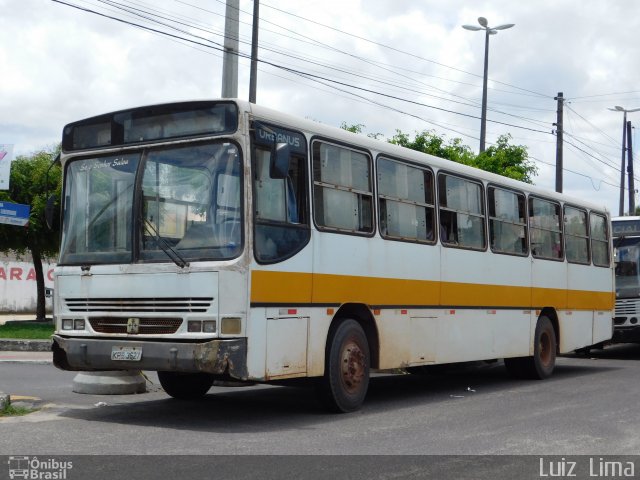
[340,339,366,394]
[539,330,552,367]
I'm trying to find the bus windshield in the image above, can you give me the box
[615,237,640,298]
[60,141,242,265]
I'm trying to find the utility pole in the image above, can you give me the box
[628,120,635,214]
[619,114,627,216]
[221,0,239,98]
[249,0,260,103]
[554,92,564,193]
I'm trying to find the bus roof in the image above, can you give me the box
[243,100,609,214]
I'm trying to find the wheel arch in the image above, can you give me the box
[328,303,380,369]
[539,307,560,352]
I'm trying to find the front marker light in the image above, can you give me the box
[188,320,202,332]
[221,317,241,335]
[62,319,73,330]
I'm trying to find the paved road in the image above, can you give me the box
[1,344,639,478]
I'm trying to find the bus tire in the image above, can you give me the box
[505,316,557,380]
[157,371,214,399]
[317,319,370,413]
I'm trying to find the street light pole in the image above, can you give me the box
[609,106,640,216]
[462,17,514,153]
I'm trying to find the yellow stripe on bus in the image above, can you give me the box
[250,270,614,311]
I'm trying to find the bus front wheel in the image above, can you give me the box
[317,319,370,413]
[157,371,214,399]
[505,315,557,380]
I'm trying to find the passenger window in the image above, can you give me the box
[529,197,563,260]
[564,206,590,264]
[590,213,610,267]
[312,141,373,234]
[253,129,310,264]
[438,173,486,250]
[488,187,527,255]
[377,157,435,243]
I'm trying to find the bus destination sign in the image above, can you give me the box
[612,219,640,237]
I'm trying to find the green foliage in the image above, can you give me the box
[388,129,476,165]
[0,144,62,259]
[339,122,384,140]
[388,130,536,184]
[474,134,537,184]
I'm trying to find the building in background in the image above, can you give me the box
[0,253,54,313]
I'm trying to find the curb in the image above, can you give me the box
[0,339,52,352]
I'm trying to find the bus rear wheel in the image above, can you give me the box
[505,315,557,380]
[317,319,370,413]
[157,371,214,399]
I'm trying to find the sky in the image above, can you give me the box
[2,0,640,216]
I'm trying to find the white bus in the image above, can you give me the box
[612,216,640,343]
[51,99,614,412]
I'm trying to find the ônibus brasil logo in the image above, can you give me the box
[7,456,73,479]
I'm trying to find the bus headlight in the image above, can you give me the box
[74,319,86,330]
[62,319,73,330]
[203,321,217,333]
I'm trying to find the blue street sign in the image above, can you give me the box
[0,201,30,226]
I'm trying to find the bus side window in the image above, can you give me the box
[529,197,563,260]
[377,157,435,243]
[254,145,310,264]
[438,173,486,250]
[564,206,589,264]
[590,212,610,267]
[312,141,373,234]
[488,186,528,256]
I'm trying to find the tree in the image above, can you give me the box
[389,130,536,184]
[473,134,537,184]
[0,145,62,320]
[388,129,476,166]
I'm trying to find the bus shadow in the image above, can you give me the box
[57,360,617,433]
[566,342,640,360]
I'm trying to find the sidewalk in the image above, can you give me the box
[0,350,52,363]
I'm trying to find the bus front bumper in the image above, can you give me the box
[52,335,248,380]
[612,326,640,344]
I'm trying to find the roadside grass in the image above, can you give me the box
[0,403,36,417]
[0,323,54,339]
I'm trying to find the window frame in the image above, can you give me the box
[311,137,375,237]
[487,184,529,257]
[437,171,487,252]
[376,155,436,245]
[563,204,591,265]
[590,211,611,268]
[251,122,311,265]
[528,195,564,262]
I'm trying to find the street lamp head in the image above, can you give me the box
[493,23,515,30]
[462,24,484,31]
[615,106,625,111]
[478,17,488,27]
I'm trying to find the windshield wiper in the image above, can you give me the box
[143,219,190,268]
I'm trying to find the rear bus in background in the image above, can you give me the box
[612,216,640,343]
[51,99,615,412]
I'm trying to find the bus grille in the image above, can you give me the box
[64,297,214,313]
[89,317,183,334]
[615,300,640,316]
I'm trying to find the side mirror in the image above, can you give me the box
[45,194,57,230]
[270,142,290,179]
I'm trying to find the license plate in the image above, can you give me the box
[111,346,142,361]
